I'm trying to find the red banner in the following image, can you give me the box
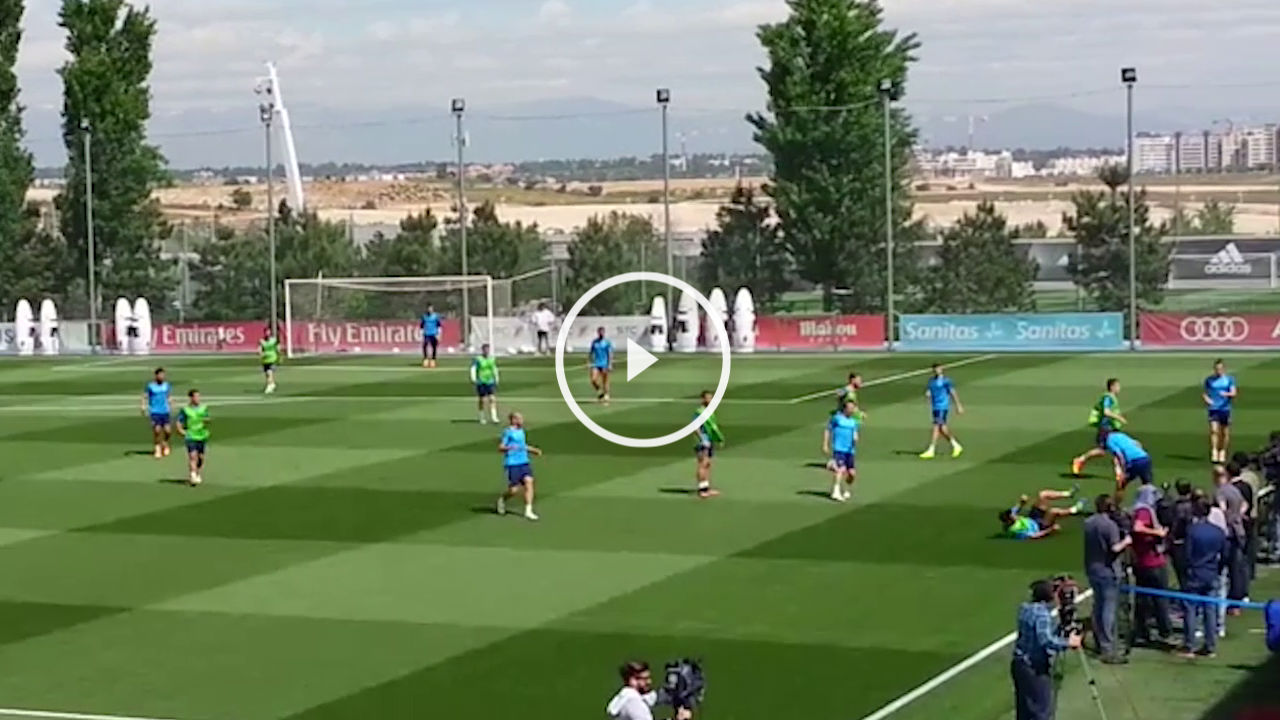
[755,314,886,350]
[287,319,462,353]
[1140,313,1280,348]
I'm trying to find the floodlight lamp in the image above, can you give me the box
[451,98,466,113]
[656,88,671,105]
[258,103,273,123]
[1121,67,1137,84]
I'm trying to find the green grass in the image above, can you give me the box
[0,352,1275,719]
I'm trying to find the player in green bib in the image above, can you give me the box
[470,343,501,424]
[260,328,281,394]
[176,389,211,487]
[998,487,1087,541]
[1071,378,1127,477]
[693,390,724,498]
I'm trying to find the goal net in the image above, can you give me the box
[283,275,494,358]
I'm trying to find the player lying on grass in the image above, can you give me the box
[588,327,614,404]
[142,367,172,458]
[823,400,860,502]
[471,343,500,424]
[1105,429,1153,496]
[999,487,1088,540]
[175,389,210,487]
[1072,378,1127,477]
[694,391,724,499]
[498,412,541,521]
[920,363,963,459]
[1203,358,1238,464]
[259,328,280,394]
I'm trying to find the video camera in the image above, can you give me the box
[663,659,706,711]
[1052,574,1081,636]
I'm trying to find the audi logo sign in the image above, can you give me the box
[1142,313,1280,348]
[1178,316,1250,342]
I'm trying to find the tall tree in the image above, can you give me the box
[919,201,1037,313]
[436,201,546,278]
[55,0,172,314]
[1192,199,1235,235]
[362,209,439,277]
[698,184,790,307]
[748,0,921,311]
[565,212,661,315]
[1065,167,1171,315]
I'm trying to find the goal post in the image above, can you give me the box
[283,275,494,358]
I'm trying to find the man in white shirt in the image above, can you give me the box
[606,661,692,720]
[532,303,556,355]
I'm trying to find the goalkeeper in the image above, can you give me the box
[693,390,724,499]
[1072,378,1127,477]
[471,344,501,425]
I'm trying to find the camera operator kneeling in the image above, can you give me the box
[608,661,692,720]
[1012,579,1082,720]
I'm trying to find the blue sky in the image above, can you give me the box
[15,0,1280,165]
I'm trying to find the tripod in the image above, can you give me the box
[1073,649,1110,720]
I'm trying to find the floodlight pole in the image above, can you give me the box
[454,98,469,348]
[82,120,97,351]
[260,101,278,338]
[1123,67,1137,349]
[658,88,673,337]
[879,80,896,349]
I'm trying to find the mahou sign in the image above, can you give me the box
[1140,313,1280,348]
[755,314,886,350]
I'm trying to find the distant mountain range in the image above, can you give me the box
[22,96,1280,169]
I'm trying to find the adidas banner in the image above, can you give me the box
[1171,241,1273,281]
[1140,313,1280,348]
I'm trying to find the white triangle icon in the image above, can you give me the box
[626,338,659,382]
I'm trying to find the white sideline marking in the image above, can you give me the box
[856,589,1094,720]
[0,708,180,720]
[788,354,999,403]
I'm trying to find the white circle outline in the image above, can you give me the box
[554,272,731,449]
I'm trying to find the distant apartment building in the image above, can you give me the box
[916,150,1033,179]
[1135,133,1176,173]
[1133,123,1279,173]
[1041,155,1126,177]
[1241,125,1278,170]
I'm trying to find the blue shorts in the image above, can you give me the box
[832,451,855,470]
[591,364,610,373]
[695,444,714,459]
[505,463,533,486]
[476,383,496,397]
[932,408,949,425]
[150,412,171,428]
[1123,457,1153,486]
[185,439,207,454]
[1208,408,1232,427]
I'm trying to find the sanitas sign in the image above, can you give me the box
[898,313,1125,351]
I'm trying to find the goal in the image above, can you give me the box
[283,275,494,358]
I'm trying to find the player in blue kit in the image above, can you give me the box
[823,400,861,502]
[1104,429,1152,494]
[140,367,172,458]
[588,327,614,404]
[497,412,542,521]
[920,364,964,459]
[1202,358,1238,463]
[420,305,442,368]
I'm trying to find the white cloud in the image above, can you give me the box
[537,0,572,26]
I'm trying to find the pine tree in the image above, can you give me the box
[920,201,1036,312]
[698,184,790,307]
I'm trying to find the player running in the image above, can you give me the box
[471,343,501,424]
[260,328,280,394]
[823,400,861,502]
[693,390,724,499]
[588,327,614,404]
[999,487,1088,540]
[175,389,210,487]
[920,363,964,459]
[1203,359,1238,463]
[497,412,541,521]
[836,372,865,417]
[421,305,442,369]
[142,367,173,458]
[1104,429,1153,494]
[1072,378,1128,477]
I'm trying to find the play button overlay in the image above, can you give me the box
[625,338,658,382]
[554,271,731,449]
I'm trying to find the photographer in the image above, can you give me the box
[1082,494,1132,663]
[1012,579,1082,720]
[607,661,693,720]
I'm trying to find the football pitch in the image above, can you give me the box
[0,351,1274,720]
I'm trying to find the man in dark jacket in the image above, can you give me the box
[1181,498,1227,657]
[1168,481,1197,589]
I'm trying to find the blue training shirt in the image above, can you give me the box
[1105,431,1149,465]
[590,338,613,368]
[927,376,954,410]
[828,412,859,453]
[146,381,171,415]
[1204,374,1236,410]
[501,426,530,466]
[421,312,441,338]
